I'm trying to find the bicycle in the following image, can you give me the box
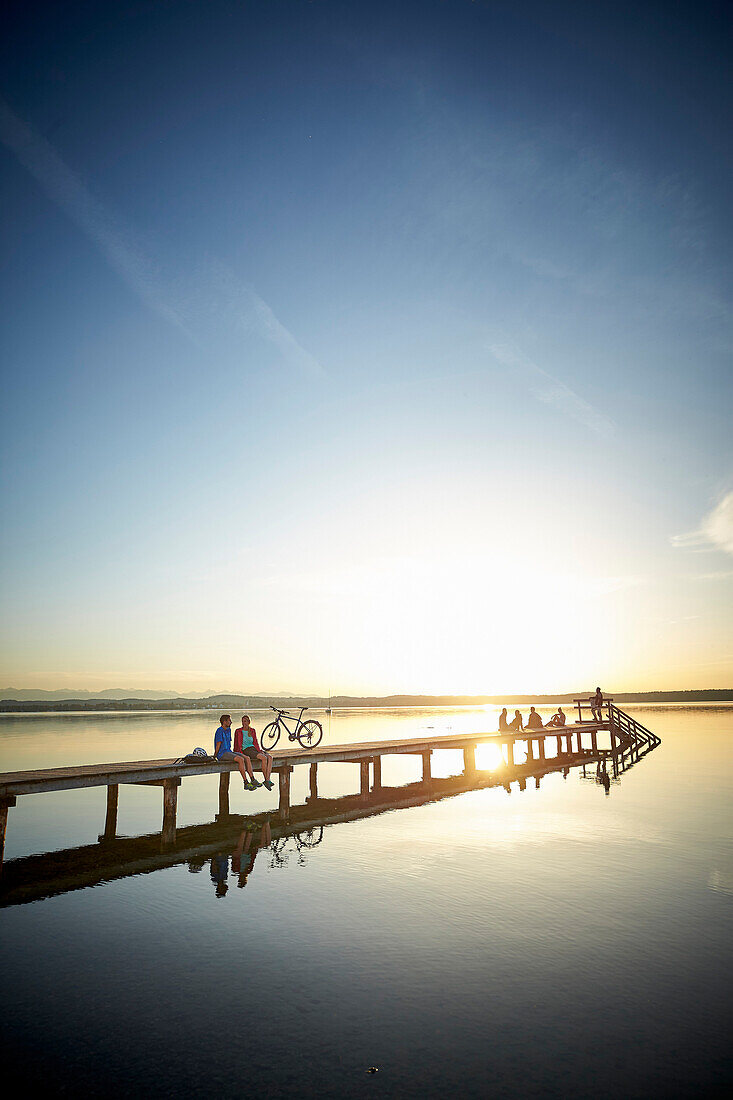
[260,706,323,751]
[269,827,325,867]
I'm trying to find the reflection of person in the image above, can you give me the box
[214,714,258,791]
[232,820,272,887]
[234,715,274,791]
[210,852,229,898]
[498,708,509,731]
[525,706,544,729]
[508,710,523,730]
[547,707,566,727]
[590,687,604,722]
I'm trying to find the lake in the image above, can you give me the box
[1,704,731,1098]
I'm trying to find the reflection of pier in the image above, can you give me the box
[0,705,658,869]
[0,719,659,908]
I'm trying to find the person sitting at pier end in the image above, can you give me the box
[590,687,604,722]
[525,706,544,729]
[214,715,259,791]
[234,715,274,791]
[508,710,523,730]
[547,707,566,727]
[498,707,509,731]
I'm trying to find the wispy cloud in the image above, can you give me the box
[671,491,733,556]
[0,96,322,377]
[487,343,615,437]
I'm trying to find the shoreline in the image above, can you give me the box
[1,690,732,714]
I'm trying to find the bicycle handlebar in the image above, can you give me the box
[269,705,308,714]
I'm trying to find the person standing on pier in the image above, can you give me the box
[214,714,259,791]
[590,687,604,722]
[234,715,275,791]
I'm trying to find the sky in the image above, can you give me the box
[0,0,731,696]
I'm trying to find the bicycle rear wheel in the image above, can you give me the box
[297,719,323,749]
[261,721,281,751]
[297,826,324,847]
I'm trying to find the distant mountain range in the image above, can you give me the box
[0,688,300,701]
[1,687,732,712]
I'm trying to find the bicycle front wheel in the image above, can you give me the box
[298,720,323,749]
[261,721,281,751]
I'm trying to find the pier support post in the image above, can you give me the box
[507,741,516,766]
[360,759,370,799]
[103,784,119,840]
[590,730,598,753]
[278,767,292,821]
[161,778,180,848]
[537,737,546,760]
[218,772,230,818]
[309,762,318,802]
[556,735,562,757]
[0,797,16,870]
[422,751,432,783]
[373,756,382,791]
[463,745,476,777]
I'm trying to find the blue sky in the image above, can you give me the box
[1,0,731,694]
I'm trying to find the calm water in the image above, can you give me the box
[1,704,731,1098]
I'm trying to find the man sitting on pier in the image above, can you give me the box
[214,715,259,792]
[547,707,566,727]
[498,707,509,731]
[508,709,523,730]
[525,707,544,729]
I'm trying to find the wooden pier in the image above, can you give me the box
[0,733,660,910]
[0,703,658,868]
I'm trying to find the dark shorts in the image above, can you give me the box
[241,747,260,761]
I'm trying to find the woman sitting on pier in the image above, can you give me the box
[547,707,566,727]
[234,715,274,791]
[508,709,523,731]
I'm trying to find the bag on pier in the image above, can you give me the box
[174,747,213,765]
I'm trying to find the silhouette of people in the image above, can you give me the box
[547,706,566,727]
[508,709,523,730]
[232,819,272,888]
[498,707,509,731]
[525,706,544,729]
[210,851,229,898]
[590,687,604,722]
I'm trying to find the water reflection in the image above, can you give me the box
[0,733,658,909]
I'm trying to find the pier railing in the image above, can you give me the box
[604,704,661,774]
[573,696,614,722]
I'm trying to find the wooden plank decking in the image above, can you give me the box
[0,723,607,797]
[0,721,618,867]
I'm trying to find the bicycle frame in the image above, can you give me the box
[270,706,308,738]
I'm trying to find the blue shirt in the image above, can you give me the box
[214,725,231,758]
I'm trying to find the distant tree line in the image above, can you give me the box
[1,689,732,713]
